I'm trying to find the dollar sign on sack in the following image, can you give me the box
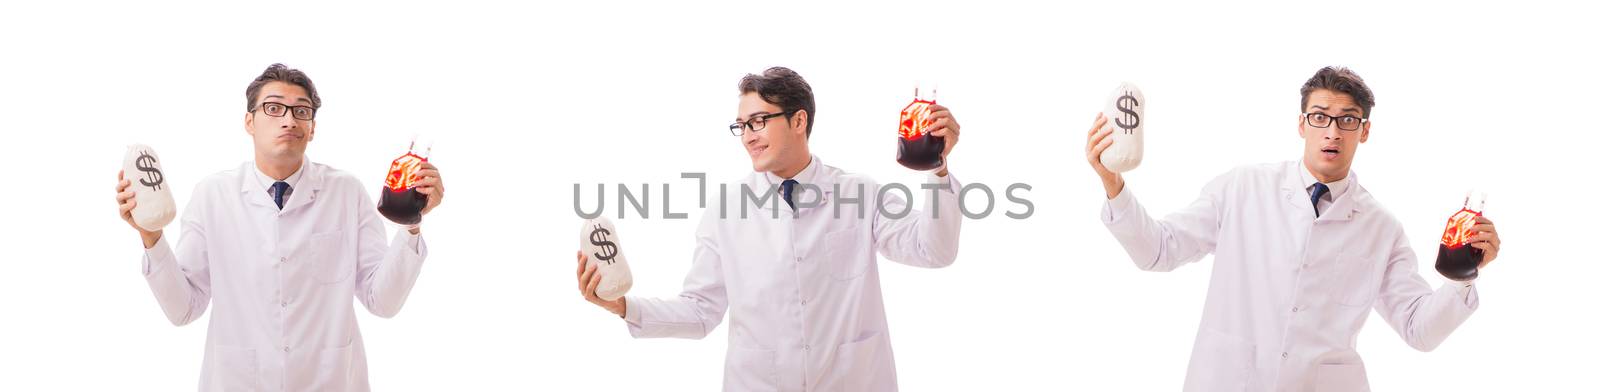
[1115,91,1141,134]
[135,150,165,190]
[589,224,618,265]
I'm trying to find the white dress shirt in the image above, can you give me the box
[142,158,428,391]
[1102,160,1477,391]
[624,155,963,391]
[254,160,303,210]
[1303,164,1349,217]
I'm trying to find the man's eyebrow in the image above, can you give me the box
[737,111,773,121]
[262,94,312,104]
[1309,105,1329,112]
[1338,107,1361,114]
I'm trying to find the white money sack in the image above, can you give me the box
[1100,82,1145,173]
[578,216,633,301]
[123,144,177,231]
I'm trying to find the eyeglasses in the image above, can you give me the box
[254,102,317,121]
[728,111,793,136]
[1303,112,1366,131]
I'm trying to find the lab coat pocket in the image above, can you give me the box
[724,345,780,391]
[305,230,353,284]
[318,343,355,390]
[1336,251,1379,307]
[1189,329,1254,389]
[214,345,260,391]
[289,342,355,391]
[818,332,885,391]
[1311,362,1370,392]
[824,228,868,281]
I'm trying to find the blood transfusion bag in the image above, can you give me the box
[1435,192,1487,281]
[896,88,945,171]
[377,142,430,225]
[1100,82,1145,173]
[123,144,176,231]
[579,216,633,301]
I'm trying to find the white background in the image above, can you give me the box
[2,1,1596,390]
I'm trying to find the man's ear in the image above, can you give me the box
[1359,121,1371,143]
[791,110,809,138]
[305,120,316,142]
[1296,113,1307,139]
[244,112,255,136]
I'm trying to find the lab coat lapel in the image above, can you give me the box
[279,163,322,214]
[233,160,324,214]
[750,155,833,217]
[1277,164,1312,219]
[1318,172,1362,222]
[238,162,277,210]
[1276,162,1362,222]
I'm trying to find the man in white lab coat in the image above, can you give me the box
[575,67,965,391]
[1085,66,1504,391]
[114,63,445,391]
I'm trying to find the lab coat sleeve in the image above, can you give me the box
[1373,228,1478,352]
[142,191,212,326]
[1100,172,1229,272]
[353,188,428,318]
[623,215,729,339]
[872,172,963,268]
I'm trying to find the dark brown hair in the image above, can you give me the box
[739,67,816,137]
[1300,66,1374,118]
[245,63,322,113]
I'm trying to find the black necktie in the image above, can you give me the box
[781,179,798,211]
[271,181,290,210]
[1309,182,1329,218]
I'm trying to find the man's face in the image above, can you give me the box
[736,92,807,173]
[1298,88,1369,181]
[245,81,315,161]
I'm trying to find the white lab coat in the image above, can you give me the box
[1102,161,1477,392]
[624,156,962,391]
[142,160,428,391]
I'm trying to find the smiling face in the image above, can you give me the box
[736,92,809,177]
[1298,88,1369,183]
[245,81,315,163]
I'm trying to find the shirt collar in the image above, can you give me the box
[253,157,306,191]
[1297,160,1350,202]
[763,154,820,186]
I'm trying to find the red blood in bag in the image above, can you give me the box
[897,95,945,171]
[377,151,428,225]
[1434,207,1484,281]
